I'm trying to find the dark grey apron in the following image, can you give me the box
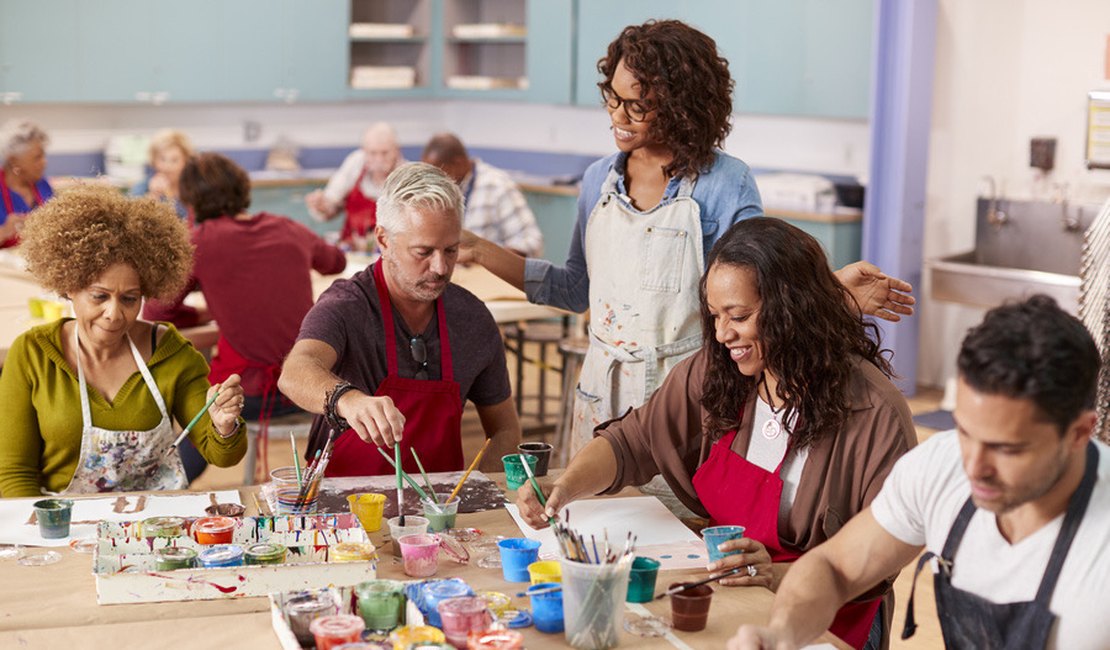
[902,441,1098,649]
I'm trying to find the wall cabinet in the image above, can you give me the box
[0,0,346,104]
[574,0,872,118]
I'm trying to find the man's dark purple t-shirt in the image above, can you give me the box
[297,262,511,458]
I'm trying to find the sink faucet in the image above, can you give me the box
[982,176,1008,230]
[1054,182,1083,232]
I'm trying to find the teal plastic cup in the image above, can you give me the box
[702,525,746,563]
[626,556,661,602]
[501,454,539,490]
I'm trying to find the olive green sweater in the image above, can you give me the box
[0,319,247,497]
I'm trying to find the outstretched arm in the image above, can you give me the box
[835,261,916,322]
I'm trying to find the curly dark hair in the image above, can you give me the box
[179,152,251,223]
[699,218,893,448]
[20,184,193,300]
[958,295,1099,434]
[597,20,733,179]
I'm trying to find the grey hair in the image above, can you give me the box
[0,120,49,165]
[377,162,464,234]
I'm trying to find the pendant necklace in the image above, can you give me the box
[760,380,785,440]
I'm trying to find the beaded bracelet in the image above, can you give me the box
[324,381,356,431]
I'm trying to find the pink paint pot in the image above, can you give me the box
[309,613,366,650]
[398,533,441,578]
[193,516,236,544]
[436,596,493,649]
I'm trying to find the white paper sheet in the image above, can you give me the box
[505,496,709,570]
[0,491,241,547]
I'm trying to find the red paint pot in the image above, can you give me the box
[309,613,366,650]
[437,597,493,649]
[193,516,236,545]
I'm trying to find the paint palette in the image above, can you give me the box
[92,514,378,604]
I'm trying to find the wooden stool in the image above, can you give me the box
[501,317,569,440]
[554,336,589,468]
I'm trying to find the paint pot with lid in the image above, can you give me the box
[309,613,366,650]
[399,533,441,578]
[331,541,377,562]
[244,542,287,566]
[467,628,524,649]
[193,516,236,544]
[437,596,493,649]
[355,579,406,631]
[389,625,447,648]
[140,516,187,538]
[283,590,339,646]
[154,546,198,571]
[197,544,244,568]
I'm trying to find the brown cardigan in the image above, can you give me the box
[596,349,917,636]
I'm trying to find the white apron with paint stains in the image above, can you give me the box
[63,326,187,493]
[572,168,704,456]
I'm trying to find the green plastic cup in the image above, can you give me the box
[626,556,661,603]
[501,454,539,490]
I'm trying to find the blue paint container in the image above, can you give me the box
[527,582,564,633]
[497,538,541,582]
[701,525,746,563]
[198,544,245,568]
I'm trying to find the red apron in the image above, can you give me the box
[692,428,881,649]
[325,262,464,477]
[340,167,377,245]
[0,169,44,248]
[209,336,283,481]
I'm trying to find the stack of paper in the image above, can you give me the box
[452,23,527,39]
[446,75,527,91]
[348,23,415,39]
[350,66,417,89]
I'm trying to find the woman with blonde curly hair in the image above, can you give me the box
[0,185,247,497]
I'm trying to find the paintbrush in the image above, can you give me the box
[164,390,220,456]
[394,443,405,525]
[448,437,492,503]
[654,566,747,599]
[411,448,439,504]
[291,431,303,488]
[375,448,443,512]
[519,453,555,525]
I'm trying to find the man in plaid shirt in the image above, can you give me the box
[422,133,544,258]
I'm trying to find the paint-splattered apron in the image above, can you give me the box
[63,326,187,493]
[571,168,704,456]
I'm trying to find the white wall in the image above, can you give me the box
[0,100,869,177]
[920,0,1110,390]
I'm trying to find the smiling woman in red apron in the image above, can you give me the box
[0,119,54,248]
[515,218,918,649]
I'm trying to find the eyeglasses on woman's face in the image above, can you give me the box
[601,86,655,123]
[409,336,429,380]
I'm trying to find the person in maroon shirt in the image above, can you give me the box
[145,153,346,478]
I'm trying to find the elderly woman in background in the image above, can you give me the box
[130,129,194,220]
[0,119,53,248]
[517,218,918,649]
[0,186,247,497]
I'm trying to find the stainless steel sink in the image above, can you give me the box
[928,198,1098,315]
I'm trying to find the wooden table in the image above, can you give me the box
[0,483,849,650]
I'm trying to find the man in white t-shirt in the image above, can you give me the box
[730,295,1105,650]
[305,122,405,250]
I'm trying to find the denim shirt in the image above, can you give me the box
[523,150,763,312]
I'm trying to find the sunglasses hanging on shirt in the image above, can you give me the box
[409,336,429,380]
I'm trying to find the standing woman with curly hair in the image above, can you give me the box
[461,20,914,458]
[516,219,918,649]
[0,186,247,497]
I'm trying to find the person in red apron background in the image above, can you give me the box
[280,162,522,477]
[516,218,918,650]
[143,153,347,482]
[0,119,54,248]
[730,296,1109,650]
[305,122,403,252]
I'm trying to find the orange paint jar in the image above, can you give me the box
[193,516,236,545]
